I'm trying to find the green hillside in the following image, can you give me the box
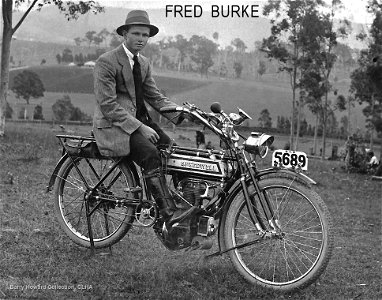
[7,65,366,128]
[9,65,209,95]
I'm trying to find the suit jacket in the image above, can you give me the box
[92,44,180,157]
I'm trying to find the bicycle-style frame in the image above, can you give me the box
[47,103,316,253]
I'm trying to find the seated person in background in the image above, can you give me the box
[367,151,379,171]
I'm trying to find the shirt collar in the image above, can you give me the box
[122,43,139,61]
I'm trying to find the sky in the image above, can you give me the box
[97,0,374,24]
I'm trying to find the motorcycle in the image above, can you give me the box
[47,102,333,292]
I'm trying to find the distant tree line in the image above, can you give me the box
[56,48,106,64]
[258,108,350,140]
[74,28,121,49]
[55,26,356,81]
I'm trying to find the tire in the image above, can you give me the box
[223,177,333,292]
[54,157,137,249]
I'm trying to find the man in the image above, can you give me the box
[92,10,185,225]
[367,151,380,171]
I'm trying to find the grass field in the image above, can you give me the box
[0,122,381,299]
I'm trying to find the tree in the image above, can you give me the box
[5,101,13,119]
[212,32,219,42]
[142,43,160,66]
[262,0,325,150]
[98,28,110,47]
[311,0,351,159]
[93,35,104,47]
[12,70,45,119]
[56,53,62,64]
[258,109,272,128]
[52,95,73,121]
[233,62,243,78]
[62,48,73,63]
[340,115,348,137]
[85,30,97,47]
[293,0,350,156]
[350,0,382,152]
[109,32,122,48]
[74,37,82,46]
[11,70,45,105]
[11,70,45,119]
[189,35,218,77]
[33,104,44,120]
[257,60,267,77]
[231,38,247,53]
[277,116,285,131]
[0,1,104,136]
[70,107,91,122]
[52,95,89,122]
[170,34,190,72]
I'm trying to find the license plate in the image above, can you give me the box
[272,150,308,170]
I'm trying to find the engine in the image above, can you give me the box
[155,177,220,251]
[175,178,207,208]
[156,146,231,250]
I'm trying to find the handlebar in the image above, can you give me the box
[159,102,251,142]
[159,106,186,113]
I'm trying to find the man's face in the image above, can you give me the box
[123,25,150,54]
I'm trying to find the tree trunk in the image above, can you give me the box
[321,90,328,160]
[370,93,375,150]
[290,88,295,150]
[313,113,318,155]
[0,0,14,136]
[289,70,296,150]
[347,98,351,137]
[177,52,182,72]
[295,95,303,150]
[159,51,163,69]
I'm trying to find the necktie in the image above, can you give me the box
[133,55,146,121]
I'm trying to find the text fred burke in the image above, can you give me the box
[165,5,260,18]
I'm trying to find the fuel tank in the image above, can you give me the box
[162,146,234,179]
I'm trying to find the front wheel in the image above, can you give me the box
[223,178,333,292]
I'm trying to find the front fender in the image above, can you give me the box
[217,167,316,251]
[46,154,71,192]
[256,167,317,186]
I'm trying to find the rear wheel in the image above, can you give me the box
[54,157,138,248]
[223,178,333,292]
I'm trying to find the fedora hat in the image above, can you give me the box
[116,10,159,37]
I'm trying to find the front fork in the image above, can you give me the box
[239,154,280,233]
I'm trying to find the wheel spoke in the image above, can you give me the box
[55,157,137,248]
[226,178,332,291]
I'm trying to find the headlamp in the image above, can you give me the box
[244,132,274,158]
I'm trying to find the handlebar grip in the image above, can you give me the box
[159,106,181,113]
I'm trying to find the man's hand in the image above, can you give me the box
[137,124,159,144]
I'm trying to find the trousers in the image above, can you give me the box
[129,120,171,172]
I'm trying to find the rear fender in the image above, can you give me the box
[46,155,141,193]
[46,153,71,192]
[121,157,141,187]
